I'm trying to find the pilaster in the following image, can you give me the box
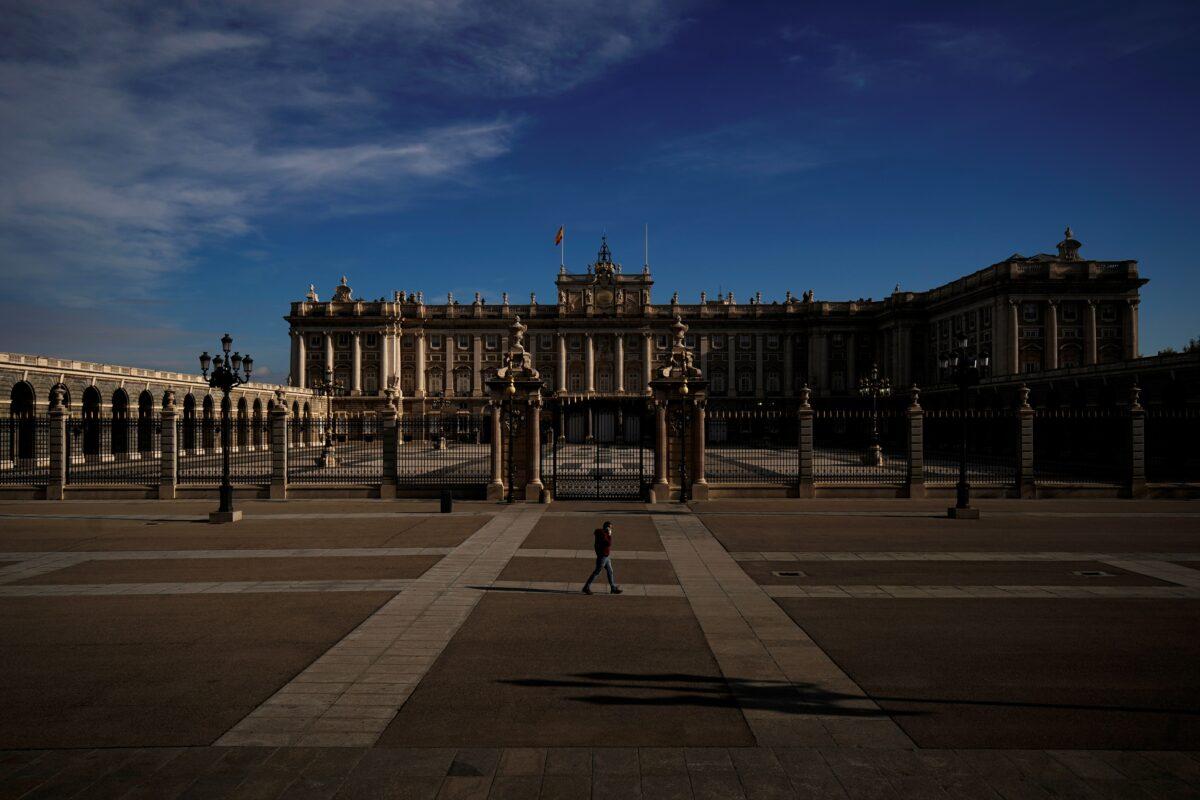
[797,385,813,498]
[47,388,67,500]
[269,391,288,500]
[158,390,177,500]
[1017,385,1035,498]
[906,385,924,499]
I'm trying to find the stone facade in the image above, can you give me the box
[286,230,1146,411]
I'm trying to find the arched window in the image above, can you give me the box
[182,394,196,453]
[83,387,103,457]
[252,398,265,447]
[201,395,215,450]
[137,391,154,454]
[427,368,445,395]
[624,368,640,394]
[454,368,472,396]
[364,367,378,395]
[236,397,249,448]
[710,371,726,394]
[111,389,130,455]
[737,372,753,395]
[8,383,36,462]
[766,371,781,394]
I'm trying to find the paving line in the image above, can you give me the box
[1100,559,1200,587]
[216,504,545,748]
[762,584,1200,599]
[652,512,916,749]
[511,548,668,560]
[730,551,1200,562]
[0,579,415,596]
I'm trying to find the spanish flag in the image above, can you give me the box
[554,225,564,246]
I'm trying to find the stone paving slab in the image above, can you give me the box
[511,548,668,560]
[0,579,416,596]
[731,550,1200,562]
[498,555,679,585]
[218,506,545,748]
[738,559,1175,587]
[521,514,664,552]
[765,584,1200,598]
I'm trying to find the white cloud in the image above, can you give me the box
[0,0,688,306]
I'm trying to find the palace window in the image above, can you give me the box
[1101,305,1117,322]
[981,307,992,326]
[712,336,724,349]
[767,335,779,349]
[309,335,322,349]
[685,334,696,348]
[1022,328,1041,338]
[738,373,753,393]
[569,372,583,391]
[1022,303,1038,322]
[711,372,726,393]
[1062,304,1078,322]
[570,336,581,350]
[455,370,472,395]
[485,335,498,350]
[457,335,470,350]
[540,335,552,350]
[657,335,668,349]
[766,372,781,392]
[338,333,349,347]
[738,334,751,350]
[365,333,377,347]
[429,335,442,350]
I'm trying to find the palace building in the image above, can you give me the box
[286,229,1145,409]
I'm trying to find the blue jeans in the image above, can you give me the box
[584,555,616,589]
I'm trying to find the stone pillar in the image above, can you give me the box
[1129,384,1145,498]
[324,331,334,376]
[47,388,67,500]
[643,332,653,394]
[584,333,595,394]
[906,385,924,499]
[445,333,455,397]
[615,334,625,393]
[415,331,426,398]
[380,394,397,499]
[158,390,177,500]
[269,393,288,500]
[1009,300,1021,375]
[652,399,669,502]
[754,333,765,399]
[525,395,544,501]
[1126,299,1140,359]
[783,334,794,397]
[797,385,813,498]
[691,399,709,500]
[1045,300,1058,371]
[1017,385,1035,498]
[379,329,391,395]
[296,332,307,389]
[556,333,567,395]
[1085,300,1097,365]
[474,334,485,396]
[351,332,362,394]
[487,400,503,500]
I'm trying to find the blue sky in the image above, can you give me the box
[1,0,1197,379]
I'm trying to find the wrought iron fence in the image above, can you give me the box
[705,408,798,485]
[177,416,271,484]
[924,409,1017,488]
[813,408,908,486]
[1033,408,1127,485]
[0,416,50,485]
[288,416,384,484]
[66,417,161,485]
[1145,407,1200,484]
[396,414,489,488]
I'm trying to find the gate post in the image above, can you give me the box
[652,399,669,503]
[797,385,813,498]
[525,394,546,502]
[1129,384,1146,498]
[380,389,397,499]
[691,398,709,500]
[159,390,177,500]
[1017,384,1036,498]
[907,384,925,499]
[269,390,289,500]
[487,400,504,500]
[47,387,67,500]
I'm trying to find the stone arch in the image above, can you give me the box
[236,396,249,449]
[48,383,71,411]
[137,390,155,454]
[252,398,265,447]
[182,394,197,452]
[202,395,215,450]
[7,382,37,462]
[81,386,103,457]
[9,381,35,416]
[111,389,130,456]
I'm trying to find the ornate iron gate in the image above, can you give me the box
[548,401,650,500]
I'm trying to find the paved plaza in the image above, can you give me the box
[0,498,1198,798]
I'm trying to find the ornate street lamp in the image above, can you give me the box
[199,333,252,523]
[500,374,525,503]
[858,364,892,466]
[312,368,344,468]
[939,336,990,519]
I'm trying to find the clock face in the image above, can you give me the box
[596,289,613,307]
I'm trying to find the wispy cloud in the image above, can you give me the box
[0,0,689,306]
[649,122,826,177]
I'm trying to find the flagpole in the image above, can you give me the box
[561,224,564,268]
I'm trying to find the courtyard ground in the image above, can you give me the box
[0,497,1198,798]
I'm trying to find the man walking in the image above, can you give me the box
[582,520,623,595]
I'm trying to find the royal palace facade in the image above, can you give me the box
[287,229,1145,409]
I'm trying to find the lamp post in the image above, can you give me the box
[500,375,525,503]
[940,336,989,519]
[313,368,344,468]
[199,333,252,523]
[858,364,892,466]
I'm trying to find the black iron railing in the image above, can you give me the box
[0,416,50,485]
[1145,407,1200,484]
[1033,408,1127,486]
[66,417,161,485]
[178,417,271,484]
[924,409,1017,488]
[705,409,798,485]
[288,416,384,484]
[396,415,489,488]
[813,408,908,486]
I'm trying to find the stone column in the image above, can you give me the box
[1045,300,1058,371]
[324,331,334,377]
[379,329,390,395]
[755,333,765,399]
[906,385,924,499]
[1085,300,1097,365]
[691,399,708,500]
[525,395,544,501]
[47,389,67,500]
[797,385,813,498]
[1129,384,1145,498]
[652,400,669,503]
[643,332,653,394]
[380,394,397,499]
[269,393,288,500]
[1126,299,1140,359]
[351,332,362,394]
[584,333,595,394]
[783,335,794,397]
[487,400,503,500]
[474,334,484,397]
[615,334,625,393]
[1017,385,1035,498]
[556,333,567,395]
[296,332,307,389]
[445,333,455,397]
[1009,300,1021,374]
[415,331,427,398]
[158,390,177,500]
